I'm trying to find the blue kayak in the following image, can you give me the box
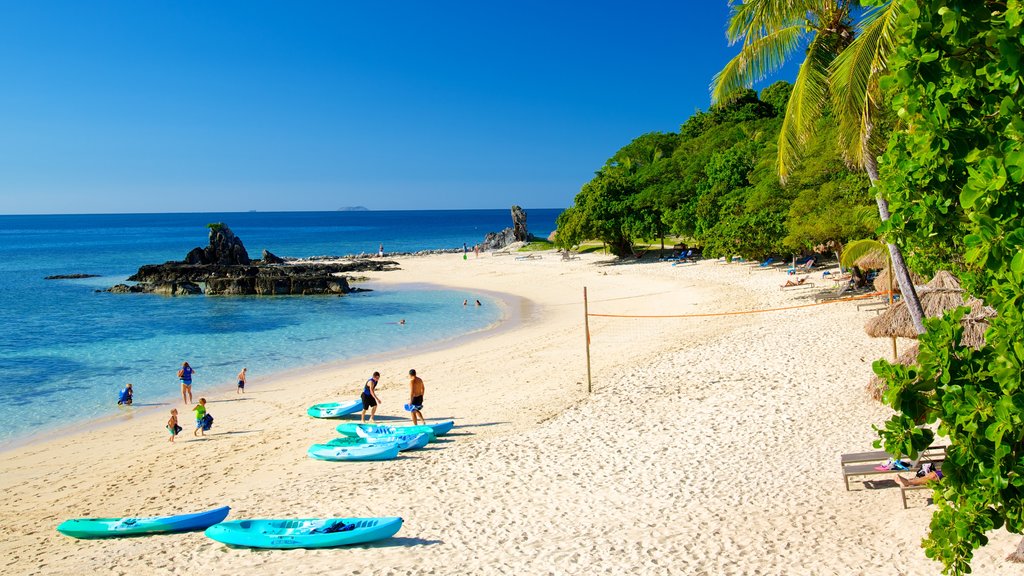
[57,506,230,539]
[335,419,454,438]
[329,432,430,451]
[205,516,402,549]
[307,442,399,461]
[306,399,362,419]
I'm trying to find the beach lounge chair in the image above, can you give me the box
[492,248,511,256]
[779,276,813,289]
[840,445,946,490]
[560,250,581,261]
[515,254,541,261]
[757,257,775,268]
[670,249,694,266]
[786,257,816,275]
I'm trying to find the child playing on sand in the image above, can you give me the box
[237,367,247,394]
[117,383,133,405]
[167,409,181,442]
[193,398,207,436]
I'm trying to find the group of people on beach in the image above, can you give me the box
[159,362,246,443]
[359,369,426,425]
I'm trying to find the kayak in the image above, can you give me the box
[57,506,230,539]
[205,516,403,549]
[307,442,399,461]
[329,432,430,451]
[335,419,454,438]
[306,399,362,419]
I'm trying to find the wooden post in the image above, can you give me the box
[584,286,592,394]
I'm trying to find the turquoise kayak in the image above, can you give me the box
[57,506,230,539]
[205,516,402,549]
[306,399,362,419]
[328,432,430,451]
[335,420,454,438]
[307,442,399,461]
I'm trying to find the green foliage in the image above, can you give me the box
[760,81,793,117]
[873,0,1024,572]
[556,82,878,260]
[207,222,225,232]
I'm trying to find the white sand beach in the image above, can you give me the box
[0,252,1016,575]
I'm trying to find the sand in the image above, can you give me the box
[0,251,1017,575]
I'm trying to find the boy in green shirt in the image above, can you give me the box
[193,398,207,436]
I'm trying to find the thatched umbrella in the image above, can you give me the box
[854,251,889,271]
[865,275,997,399]
[873,267,925,294]
[864,270,966,340]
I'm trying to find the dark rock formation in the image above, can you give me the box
[511,205,529,242]
[183,223,251,265]
[109,223,399,297]
[45,273,100,280]
[481,228,517,250]
[262,250,285,264]
[103,282,201,295]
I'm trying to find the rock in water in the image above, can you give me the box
[261,249,285,264]
[206,223,251,265]
[511,205,529,242]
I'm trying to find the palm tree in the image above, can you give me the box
[711,0,926,334]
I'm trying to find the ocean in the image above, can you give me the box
[0,209,560,446]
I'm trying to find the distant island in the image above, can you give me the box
[338,206,369,212]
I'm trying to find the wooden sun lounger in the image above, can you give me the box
[840,445,946,490]
[900,483,937,509]
[515,254,541,261]
[492,249,511,256]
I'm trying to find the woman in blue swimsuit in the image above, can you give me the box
[178,361,195,405]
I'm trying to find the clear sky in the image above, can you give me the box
[0,1,796,215]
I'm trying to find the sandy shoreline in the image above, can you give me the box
[0,251,1016,575]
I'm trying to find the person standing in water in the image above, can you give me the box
[408,369,425,426]
[361,371,382,423]
[236,367,247,394]
[378,243,384,257]
[178,361,195,405]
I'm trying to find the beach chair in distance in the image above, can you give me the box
[757,257,775,268]
[492,248,512,256]
[779,276,813,289]
[785,256,816,275]
[670,249,694,266]
[560,250,581,262]
[515,253,541,261]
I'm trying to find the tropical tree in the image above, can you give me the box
[711,0,928,334]
[871,1,1024,572]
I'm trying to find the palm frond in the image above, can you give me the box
[840,238,888,269]
[711,25,806,104]
[725,0,820,45]
[828,2,903,169]
[777,38,831,180]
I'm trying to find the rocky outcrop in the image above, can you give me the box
[45,273,100,280]
[481,228,517,250]
[511,205,529,242]
[261,249,285,264]
[183,223,251,265]
[110,224,398,296]
[103,282,201,295]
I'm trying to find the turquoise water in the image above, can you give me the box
[0,209,559,445]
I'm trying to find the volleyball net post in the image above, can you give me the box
[584,286,592,394]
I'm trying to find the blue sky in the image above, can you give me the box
[0,1,796,214]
